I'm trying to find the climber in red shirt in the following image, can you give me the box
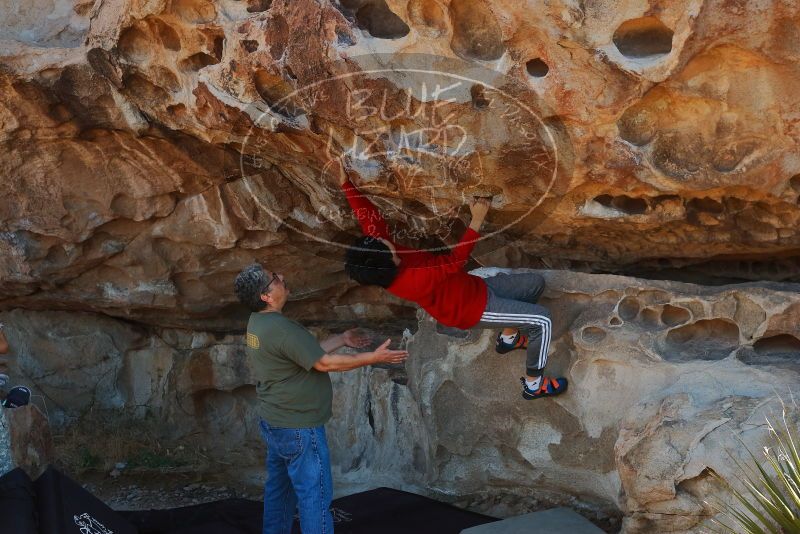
[337,170,567,400]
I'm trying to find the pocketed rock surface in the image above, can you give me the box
[3,270,799,532]
[2,1,800,532]
[2,0,800,329]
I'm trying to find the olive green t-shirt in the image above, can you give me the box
[245,312,332,428]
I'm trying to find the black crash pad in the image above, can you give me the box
[122,486,498,534]
[0,465,497,534]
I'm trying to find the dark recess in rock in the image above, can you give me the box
[613,17,674,58]
[526,58,549,77]
[355,1,410,39]
[594,194,649,215]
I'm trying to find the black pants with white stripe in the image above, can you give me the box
[474,273,551,377]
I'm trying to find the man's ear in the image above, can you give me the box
[260,292,271,305]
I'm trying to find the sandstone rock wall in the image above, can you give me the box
[3,270,799,533]
[2,0,800,329]
[3,1,800,532]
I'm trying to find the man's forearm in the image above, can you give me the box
[319,333,345,353]
[342,180,391,239]
[314,351,377,372]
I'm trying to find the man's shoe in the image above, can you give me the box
[521,376,568,400]
[495,331,528,354]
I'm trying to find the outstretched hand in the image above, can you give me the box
[372,339,408,365]
[342,328,371,349]
[469,197,491,230]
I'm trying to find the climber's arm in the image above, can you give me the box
[341,179,393,240]
[423,198,488,272]
[468,198,490,233]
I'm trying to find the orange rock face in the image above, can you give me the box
[1,0,800,328]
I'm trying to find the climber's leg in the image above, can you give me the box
[484,272,546,342]
[475,286,567,400]
[483,272,545,304]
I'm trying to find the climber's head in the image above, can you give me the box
[345,236,400,288]
[234,263,289,312]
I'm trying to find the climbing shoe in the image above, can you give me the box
[521,376,568,400]
[495,331,528,354]
[2,385,31,408]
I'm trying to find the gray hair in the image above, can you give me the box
[234,263,270,311]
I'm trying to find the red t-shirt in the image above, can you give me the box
[342,181,488,329]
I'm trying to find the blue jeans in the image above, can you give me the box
[259,420,334,534]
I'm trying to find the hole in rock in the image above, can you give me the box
[247,0,271,12]
[470,84,490,109]
[687,197,723,214]
[526,58,549,77]
[790,174,800,194]
[356,1,410,39]
[661,305,690,327]
[449,0,505,61]
[686,197,724,225]
[179,52,220,71]
[609,317,622,326]
[593,194,648,215]
[150,18,182,51]
[617,296,640,321]
[739,334,800,368]
[118,26,152,62]
[754,334,800,355]
[613,17,673,58]
[241,39,259,53]
[664,319,740,361]
[171,0,217,24]
[212,35,225,61]
[581,326,606,344]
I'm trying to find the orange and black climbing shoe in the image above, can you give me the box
[521,376,568,400]
[495,331,528,354]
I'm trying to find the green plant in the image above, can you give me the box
[77,447,101,470]
[710,408,800,534]
[53,408,200,474]
[126,450,188,470]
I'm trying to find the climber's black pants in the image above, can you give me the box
[473,272,551,377]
